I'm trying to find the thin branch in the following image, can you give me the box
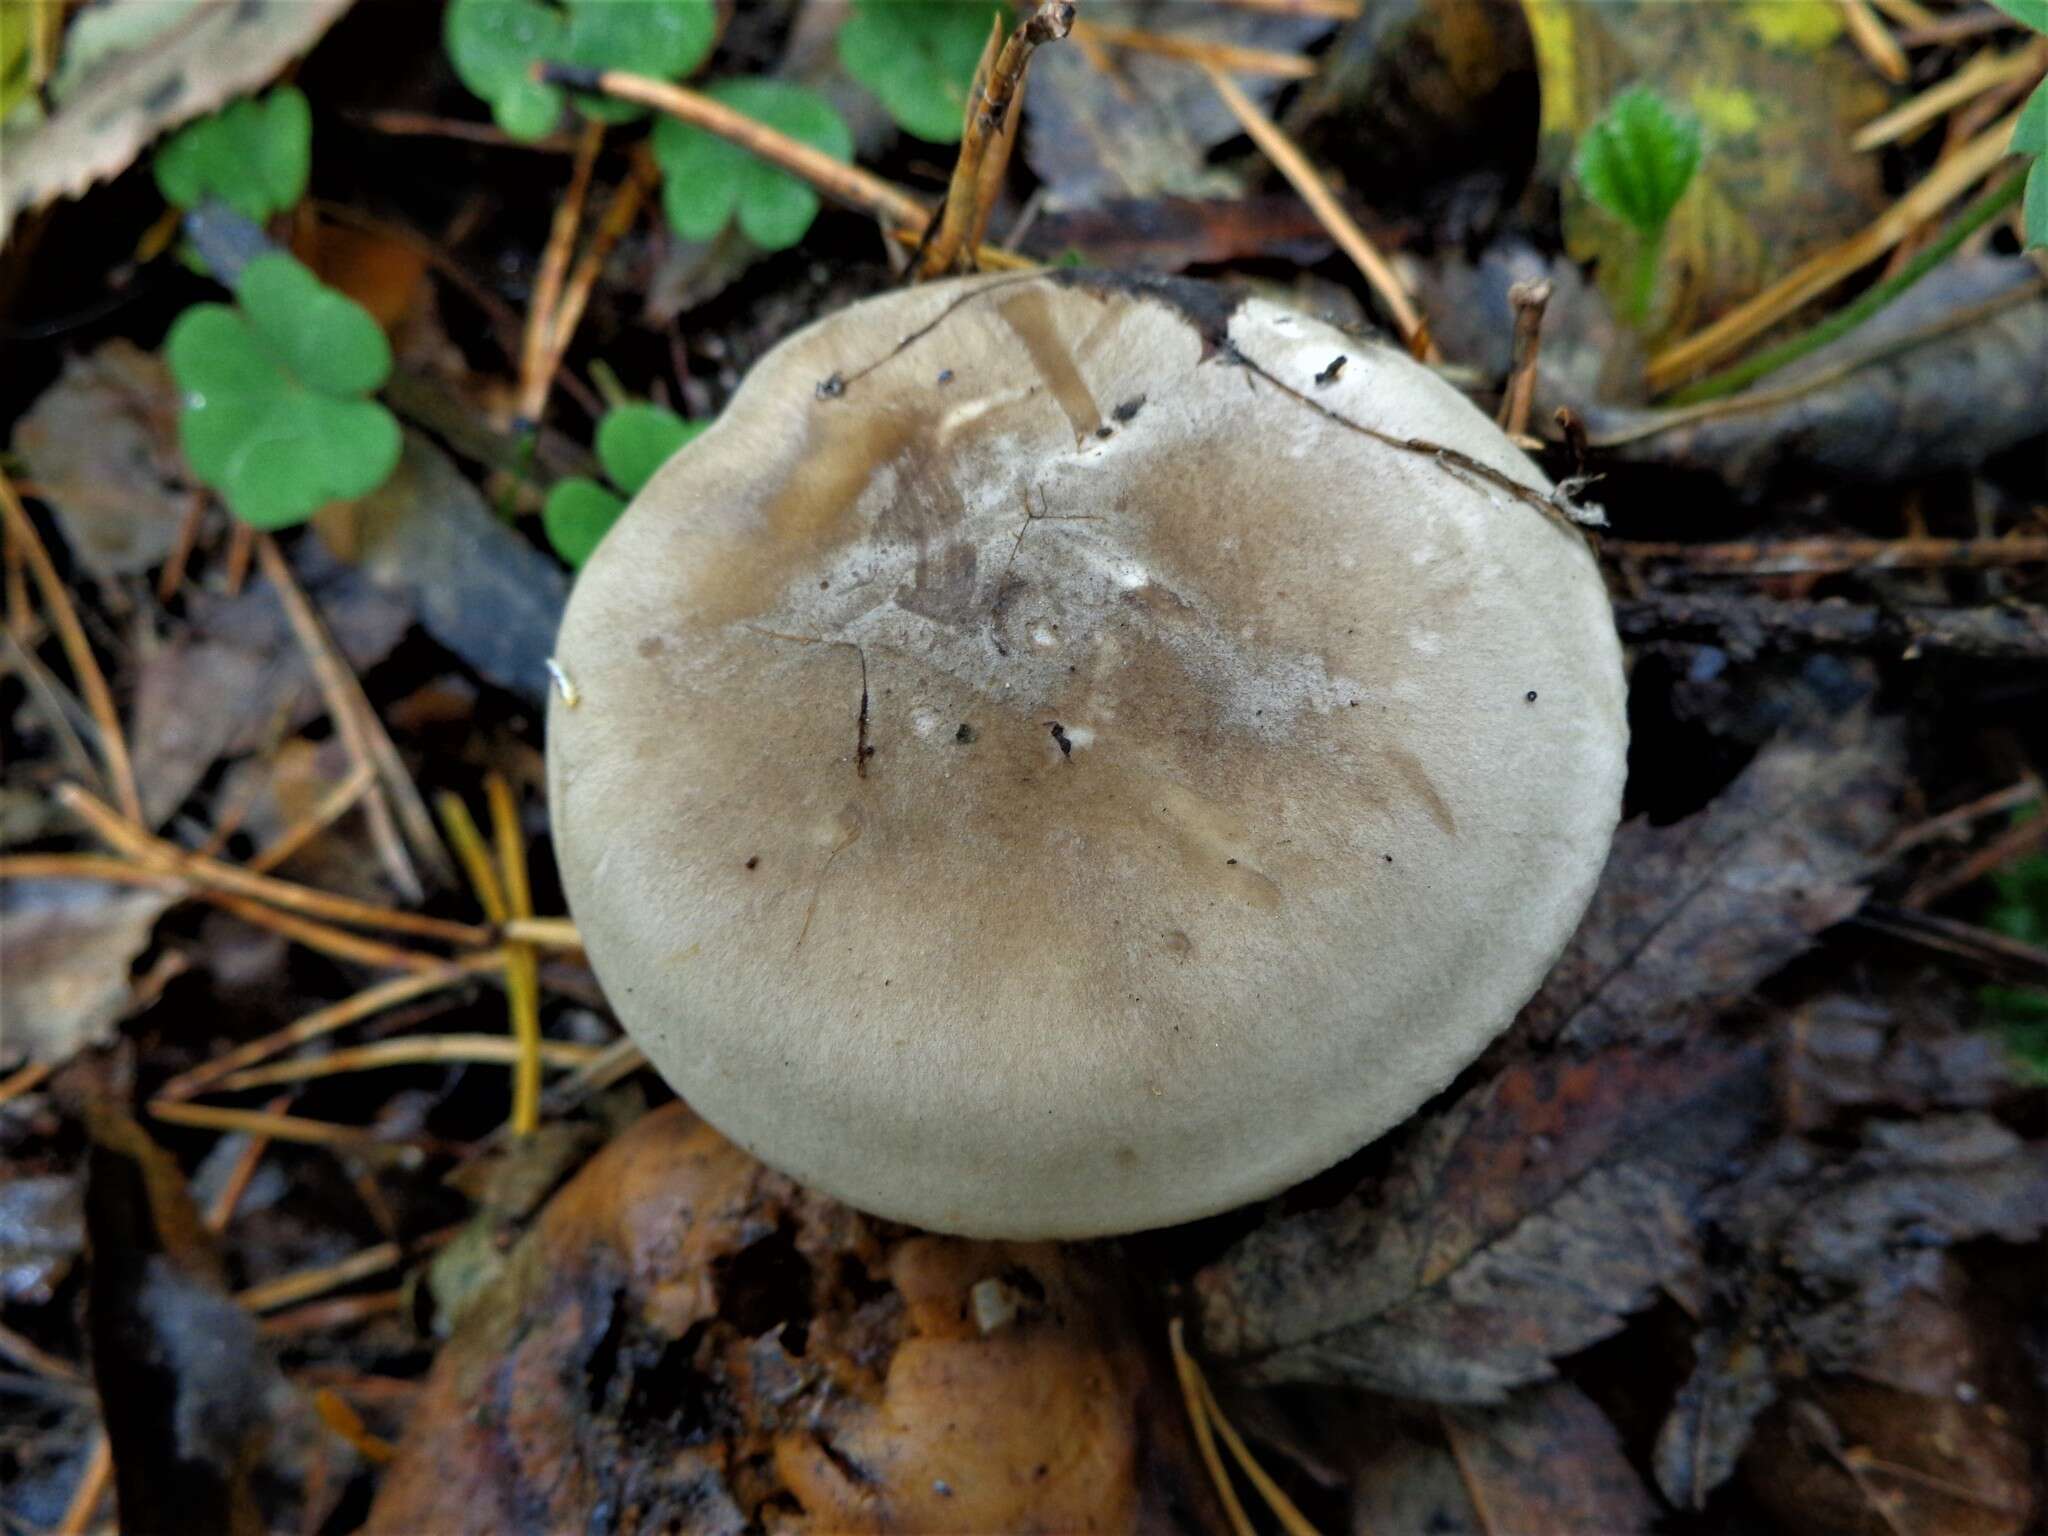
[1647,106,2021,392]
[1202,64,1437,361]
[488,774,544,1136]
[1169,1318,1257,1536]
[922,3,1075,278]
[58,782,488,947]
[214,1034,601,1092]
[1839,0,1910,83]
[1495,277,1553,439]
[255,535,453,898]
[519,119,604,423]
[536,145,662,395]
[0,471,142,822]
[1076,19,1318,78]
[246,759,377,875]
[1851,40,2046,151]
[158,954,505,1101]
[1606,535,2048,575]
[539,64,932,230]
[1615,591,2048,663]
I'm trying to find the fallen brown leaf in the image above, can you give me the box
[1194,722,1902,1401]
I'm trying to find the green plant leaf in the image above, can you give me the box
[564,0,716,122]
[653,78,850,250]
[1574,85,1704,239]
[2014,77,2048,156]
[596,403,701,494]
[2025,157,2048,250]
[236,252,392,397]
[445,0,715,138]
[541,477,628,566]
[838,0,1002,143]
[445,0,567,139]
[1983,0,2048,34]
[166,256,400,529]
[153,86,312,221]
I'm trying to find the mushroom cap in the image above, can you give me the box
[547,270,1627,1240]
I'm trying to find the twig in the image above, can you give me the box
[156,490,208,603]
[262,1291,405,1339]
[436,791,509,921]
[236,1225,460,1314]
[247,759,377,875]
[488,775,544,1137]
[198,890,449,973]
[223,519,254,595]
[158,955,505,1101]
[1588,278,2047,446]
[922,3,1075,278]
[54,1434,112,1536]
[518,119,604,423]
[147,1100,393,1149]
[503,915,583,949]
[1852,41,2047,151]
[1904,804,2048,908]
[1668,168,2029,404]
[1884,777,2042,855]
[1839,0,1910,82]
[1866,0,1938,30]
[1169,1318,1257,1536]
[1074,19,1317,78]
[1855,905,2048,980]
[1,624,107,792]
[0,1060,56,1105]
[1193,1369,1322,1536]
[539,64,932,230]
[1495,277,1552,439]
[310,1386,400,1465]
[57,783,487,947]
[1212,0,1358,15]
[535,145,662,397]
[1646,106,2021,392]
[350,109,582,151]
[201,1094,291,1232]
[0,1318,84,1383]
[256,535,455,893]
[1616,592,2048,663]
[1900,6,2036,46]
[1606,535,2048,575]
[0,471,143,823]
[214,1034,600,1092]
[1202,64,1438,361]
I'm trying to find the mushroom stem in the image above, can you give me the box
[919,2,1075,278]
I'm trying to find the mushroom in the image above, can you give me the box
[546,270,1627,1239]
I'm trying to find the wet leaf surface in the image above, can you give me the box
[0,880,175,1066]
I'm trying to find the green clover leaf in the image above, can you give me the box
[653,78,850,250]
[153,86,312,222]
[543,401,704,566]
[838,0,1002,143]
[166,253,401,530]
[445,0,715,140]
[2013,78,2048,249]
[1984,0,2048,34]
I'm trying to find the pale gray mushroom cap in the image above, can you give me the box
[546,270,1627,1239]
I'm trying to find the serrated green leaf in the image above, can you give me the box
[542,477,628,566]
[445,0,567,139]
[653,78,850,251]
[2013,78,2048,157]
[1983,0,2048,34]
[1574,85,1704,238]
[596,403,701,493]
[153,86,312,222]
[236,253,392,396]
[839,0,1002,143]
[166,259,400,529]
[2026,157,2048,250]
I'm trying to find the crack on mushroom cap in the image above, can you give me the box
[547,271,1629,1239]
